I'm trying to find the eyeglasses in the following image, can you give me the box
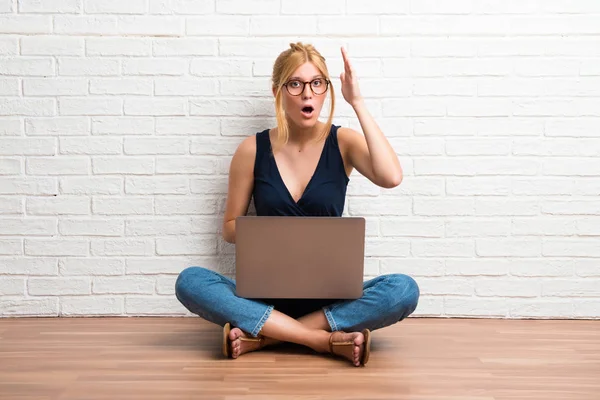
[283,78,330,96]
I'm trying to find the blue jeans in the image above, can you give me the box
[175,266,420,338]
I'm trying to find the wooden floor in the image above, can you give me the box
[0,318,598,400]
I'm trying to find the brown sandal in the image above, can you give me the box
[328,328,371,366]
[222,322,265,358]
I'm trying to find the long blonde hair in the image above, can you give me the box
[271,42,335,153]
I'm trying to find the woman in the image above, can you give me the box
[175,43,420,367]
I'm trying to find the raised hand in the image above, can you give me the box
[339,46,364,108]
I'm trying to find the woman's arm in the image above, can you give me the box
[338,47,403,188]
[222,136,256,244]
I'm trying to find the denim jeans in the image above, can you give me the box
[175,266,420,338]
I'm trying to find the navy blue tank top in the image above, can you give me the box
[253,124,349,217]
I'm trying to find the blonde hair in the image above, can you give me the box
[271,42,335,153]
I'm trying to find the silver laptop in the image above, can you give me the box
[235,216,366,299]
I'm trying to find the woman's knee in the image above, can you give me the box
[174,266,213,300]
[387,273,420,315]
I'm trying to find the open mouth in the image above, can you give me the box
[301,106,314,117]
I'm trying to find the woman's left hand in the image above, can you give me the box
[340,47,364,108]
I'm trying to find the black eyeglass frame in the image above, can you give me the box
[283,78,330,96]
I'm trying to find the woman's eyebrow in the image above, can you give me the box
[289,75,324,80]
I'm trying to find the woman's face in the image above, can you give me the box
[280,62,328,130]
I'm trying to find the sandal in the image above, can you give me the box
[328,328,371,366]
[222,322,265,358]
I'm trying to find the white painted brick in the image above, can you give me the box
[383,99,445,117]
[414,198,474,216]
[577,217,600,236]
[58,57,120,76]
[0,36,17,55]
[191,217,220,235]
[92,197,153,215]
[411,0,472,14]
[190,59,252,77]
[123,58,187,77]
[0,258,58,275]
[444,297,508,317]
[156,157,215,174]
[91,239,154,256]
[117,16,183,36]
[250,16,317,36]
[155,78,218,96]
[446,177,511,196]
[0,278,25,296]
[348,197,411,216]
[60,296,123,316]
[445,138,511,156]
[149,0,213,15]
[2,100,54,119]
[543,280,600,297]
[0,239,22,255]
[92,117,154,135]
[0,197,23,215]
[317,17,378,36]
[90,78,153,96]
[86,38,151,56]
[126,257,218,274]
[383,177,443,197]
[0,158,21,175]
[0,298,58,316]
[446,219,511,238]
[126,218,192,236]
[512,178,574,196]
[381,258,444,277]
[19,0,80,13]
[509,300,574,319]
[546,118,600,137]
[125,98,186,116]
[347,0,409,14]
[509,259,574,278]
[363,258,379,276]
[0,177,57,195]
[0,15,52,33]
[346,177,381,197]
[156,236,217,256]
[0,118,21,136]
[187,16,248,36]
[0,58,54,77]
[476,239,541,257]
[419,278,474,296]
[125,296,186,315]
[59,98,122,116]
[124,138,188,155]
[25,239,88,257]
[93,157,154,174]
[190,177,228,195]
[28,277,90,296]
[220,118,276,136]
[574,179,600,196]
[189,99,272,117]
[544,159,600,176]
[84,0,146,14]
[0,138,55,156]
[381,219,443,238]
[217,0,278,14]
[514,138,600,157]
[59,137,122,155]
[60,177,122,195]
[574,301,600,319]
[412,239,474,258]
[542,200,600,216]
[446,259,509,277]
[59,219,123,236]
[27,157,90,175]
[156,117,220,135]
[25,117,89,136]
[219,38,285,57]
[21,37,83,58]
[156,275,177,295]
[125,177,189,195]
[475,279,540,298]
[59,258,125,276]
[542,239,600,258]
[93,276,155,294]
[475,198,539,216]
[415,158,540,176]
[281,0,345,14]
[26,197,89,216]
[364,238,410,257]
[412,296,443,317]
[513,99,600,117]
[219,78,271,97]
[512,218,577,237]
[153,38,216,57]
[190,137,241,155]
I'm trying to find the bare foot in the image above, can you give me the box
[228,327,266,359]
[328,331,365,367]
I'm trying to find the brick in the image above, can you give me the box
[61,296,123,316]
[0,258,58,275]
[476,239,541,257]
[92,197,153,215]
[125,177,189,195]
[27,196,90,215]
[59,219,123,236]
[0,298,58,316]
[93,276,155,294]
[59,258,125,276]
[0,218,56,236]
[156,236,217,256]
[25,239,88,256]
[28,277,90,296]
[0,239,21,255]
[91,239,154,256]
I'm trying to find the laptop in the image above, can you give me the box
[234,216,366,299]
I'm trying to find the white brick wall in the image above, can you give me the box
[1,0,599,319]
